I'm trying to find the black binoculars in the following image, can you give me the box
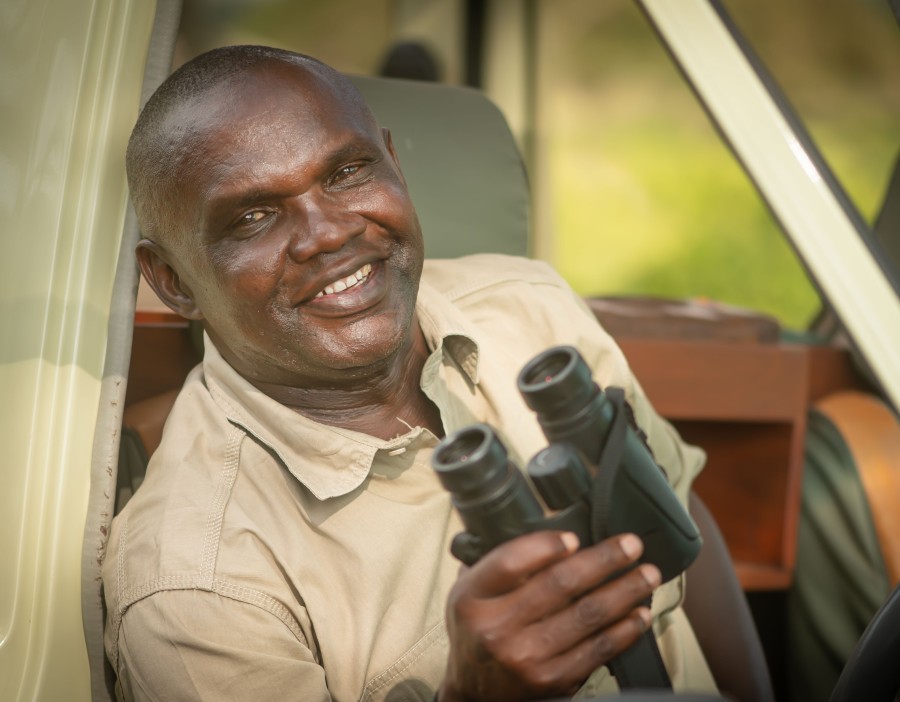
[431,345,701,584]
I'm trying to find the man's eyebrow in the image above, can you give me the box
[208,186,287,212]
[322,138,382,168]
[204,136,383,212]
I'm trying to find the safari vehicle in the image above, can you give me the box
[3,0,899,701]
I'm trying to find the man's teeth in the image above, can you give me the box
[315,263,372,298]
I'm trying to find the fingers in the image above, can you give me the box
[507,533,654,625]
[517,559,661,658]
[515,606,655,694]
[443,532,664,701]
[473,564,659,697]
[458,530,581,598]
[448,531,661,649]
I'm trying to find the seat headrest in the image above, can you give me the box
[350,75,531,259]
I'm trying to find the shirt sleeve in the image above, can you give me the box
[114,589,330,702]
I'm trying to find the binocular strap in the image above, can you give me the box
[590,387,672,690]
[608,619,672,690]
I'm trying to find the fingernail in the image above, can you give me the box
[619,534,643,559]
[640,563,662,588]
[560,532,580,553]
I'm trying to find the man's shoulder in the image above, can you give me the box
[104,369,241,596]
[422,254,570,300]
[139,366,236,480]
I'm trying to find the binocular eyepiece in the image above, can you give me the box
[432,345,701,582]
[432,423,593,564]
[518,345,596,419]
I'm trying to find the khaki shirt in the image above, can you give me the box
[103,254,716,701]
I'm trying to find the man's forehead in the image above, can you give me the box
[163,67,363,172]
[168,60,374,149]
[155,61,385,217]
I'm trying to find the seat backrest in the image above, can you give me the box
[349,75,531,259]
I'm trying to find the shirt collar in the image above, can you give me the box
[415,276,480,384]
[201,276,481,501]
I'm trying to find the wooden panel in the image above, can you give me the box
[734,563,792,591]
[610,337,869,590]
[614,338,809,591]
[126,319,200,407]
[617,339,807,422]
[681,420,805,590]
[806,344,873,403]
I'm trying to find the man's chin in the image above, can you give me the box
[320,337,408,374]
[313,316,414,373]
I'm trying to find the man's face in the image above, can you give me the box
[157,61,425,387]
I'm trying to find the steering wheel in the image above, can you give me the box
[830,581,900,702]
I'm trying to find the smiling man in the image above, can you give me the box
[102,46,718,702]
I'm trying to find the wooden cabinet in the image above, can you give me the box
[615,337,869,590]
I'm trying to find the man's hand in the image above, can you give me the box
[439,532,661,702]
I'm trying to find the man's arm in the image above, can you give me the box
[438,531,660,702]
[114,589,328,702]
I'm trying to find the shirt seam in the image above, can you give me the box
[200,424,243,586]
[111,514,130,670]
[212,579,311,648]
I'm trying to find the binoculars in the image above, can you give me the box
[431,345,701,584]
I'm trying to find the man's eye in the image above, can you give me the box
[333,163,365,183]
[239,210,268,225]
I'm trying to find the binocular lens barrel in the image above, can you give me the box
[432,424,511,499]
[517,346,595,417]
[432,424,547,553]
[518,346,608,464]
[432,344,702,584]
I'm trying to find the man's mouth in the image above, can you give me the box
[314,263,373,299]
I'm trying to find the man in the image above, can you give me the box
[102,45,719,701]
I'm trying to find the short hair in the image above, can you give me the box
[126,46,367,244]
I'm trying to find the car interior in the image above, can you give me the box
[78,3,900,701]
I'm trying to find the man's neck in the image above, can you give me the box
[247,323,444,441]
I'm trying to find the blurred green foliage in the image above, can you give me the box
[552,118,822,330]
[544,0,900,331]
[179,0,899,332]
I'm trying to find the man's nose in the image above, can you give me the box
[286,196,367,262]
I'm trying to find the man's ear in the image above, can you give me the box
[135,239,203,320]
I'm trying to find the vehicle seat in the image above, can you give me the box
[351,75,531,260]
[785,151,900,700]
